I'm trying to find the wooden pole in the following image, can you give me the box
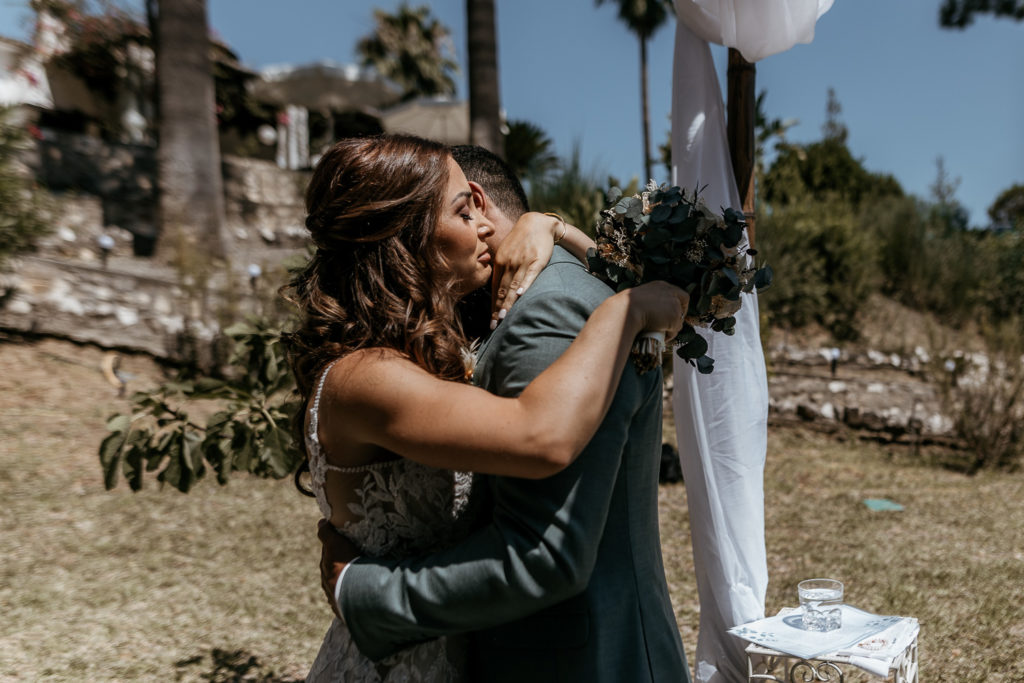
[726,48,756,246]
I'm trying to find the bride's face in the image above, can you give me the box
[435,156,495,295]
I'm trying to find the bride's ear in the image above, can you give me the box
[468,181,489,215]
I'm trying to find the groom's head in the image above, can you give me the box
[450,145,528,251]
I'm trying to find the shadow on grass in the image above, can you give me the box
[175,648,304,683]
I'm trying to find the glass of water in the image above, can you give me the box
[798,578,844,632]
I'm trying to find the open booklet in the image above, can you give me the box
[729,605,919,676]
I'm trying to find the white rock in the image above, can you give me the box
[58,226,77,242]
[866,383,886,394]
[153,295,173,316]
[161,314,185,334]
[115,306,139,326]
[827,381,847,393]
[7,297,32,314]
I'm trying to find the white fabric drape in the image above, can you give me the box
[670,2,832,681]
[674,0,834,63]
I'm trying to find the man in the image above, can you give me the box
[320,145,689,682]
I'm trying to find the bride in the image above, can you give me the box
[283,134,687,681]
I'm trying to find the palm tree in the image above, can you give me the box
[148,0,226,262]
[595,0,673,183]
[466,0,502,154]
[527,143,606,236]
[357,4,458,102]
[504,119,559,182]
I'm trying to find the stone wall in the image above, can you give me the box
[25,131,308,257]
[4,133,307,364]
[1,255,210,359]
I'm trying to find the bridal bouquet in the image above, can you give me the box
[587,182,772,374]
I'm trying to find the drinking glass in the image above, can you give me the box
[798,578,843,632]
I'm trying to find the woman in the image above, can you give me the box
[284,134,686,681]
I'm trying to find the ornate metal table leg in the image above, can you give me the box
[790,659,844,682]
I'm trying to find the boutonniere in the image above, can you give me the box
[460,338,482,382]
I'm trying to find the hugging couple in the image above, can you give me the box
[284,134,693,682]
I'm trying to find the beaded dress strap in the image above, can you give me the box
[311,360,402,475]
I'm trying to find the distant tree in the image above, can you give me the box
[929,156,969,231]
[595,0,673,183]
[762,139,903,209]
[821,87,847,144]
[504,119,559,182]
[466,0,502,154]
[754,90,797,181]
[357,4,458,102]
[988,183,1024,230]
[939,0,1024,28]
[148,0,227,262]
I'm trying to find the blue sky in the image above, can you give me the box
[2,0,1022,224]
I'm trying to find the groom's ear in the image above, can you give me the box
[468,180,489,216]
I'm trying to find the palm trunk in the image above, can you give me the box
[151,0,226,262]
[640,35,652,183]
[466,0,502,155]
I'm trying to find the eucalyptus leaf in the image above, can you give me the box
[677,333,708,360]
[669,203,690,224]
[650,203,672,222]
[753,264,774,290]
[695,355,715,374]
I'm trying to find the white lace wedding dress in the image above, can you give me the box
[305,362,478,682]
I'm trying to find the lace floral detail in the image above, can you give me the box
[340,463,476,558]
[305,362,479,681]
[307,618,458,683]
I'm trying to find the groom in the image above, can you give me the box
[320,145,689,682]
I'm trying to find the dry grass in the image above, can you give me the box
[2,336,1023,681]
[660,427,1024,682]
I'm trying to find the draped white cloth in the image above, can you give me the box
[670,2,833,682]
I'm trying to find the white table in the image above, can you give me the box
[746,634,919,682]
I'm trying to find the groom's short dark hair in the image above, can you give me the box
[450,145,529,219]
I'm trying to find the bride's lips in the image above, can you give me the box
[478,251,492,264]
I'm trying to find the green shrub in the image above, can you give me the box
[934,351,1024,473]
[756,198,876,339]
[0,108,50,271]
[99,317,302,492]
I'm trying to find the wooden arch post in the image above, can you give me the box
[727,48,756,247]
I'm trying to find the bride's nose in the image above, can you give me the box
[477,217,495,239]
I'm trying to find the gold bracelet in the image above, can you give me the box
[543,212,567,243]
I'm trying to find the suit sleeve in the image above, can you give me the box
[339,265,650,661]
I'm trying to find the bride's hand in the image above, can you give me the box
[620,281,689,341]
[490,212,565,328]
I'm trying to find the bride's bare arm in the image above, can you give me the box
[320,281,686,479]
[490,212,596,320]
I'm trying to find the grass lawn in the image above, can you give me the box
[2,337,1022,681]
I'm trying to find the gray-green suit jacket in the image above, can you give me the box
[339,247,689,682]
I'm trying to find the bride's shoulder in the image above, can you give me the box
[323,348,431,401]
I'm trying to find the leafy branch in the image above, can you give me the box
[99,318,302,492]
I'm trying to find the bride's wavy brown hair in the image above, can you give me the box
[282,134,470,476]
